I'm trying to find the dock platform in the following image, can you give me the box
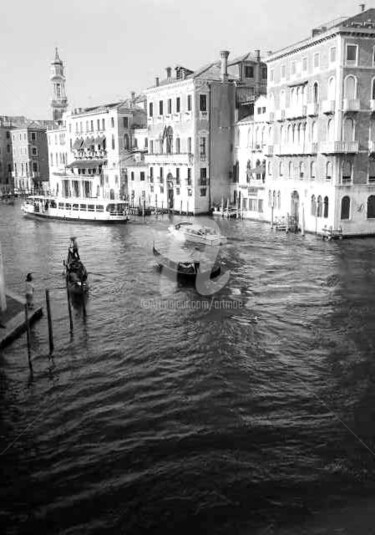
[0,292,43,350]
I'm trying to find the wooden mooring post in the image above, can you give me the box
[65,277,74,333]
[24,304,32,371]
[45,289,54,356]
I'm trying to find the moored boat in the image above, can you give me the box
[152,243,221,281]
[168,221,227,246]
[21,195,129,223]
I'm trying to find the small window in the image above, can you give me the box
[168,99,172,114]
[200,188,207,196]
[58,202,64,209]
[330,47,336,63]
[159,100,163,115]
[324,196,329,218]
[199,95,207,112]
[88,204,95,212]
[131,172,134,181]
[111,117,115,128]
[149,102,153,117]
[79,204,87,211]
[123,117,129,128]
[326,161,332,180]
[302,57,308,71]
[72,204,79,211]
[341,196,350,219]
[65,203,72,210]
[367,195,375,218]
[313,53,320,69]
[245,66,254,78]
[96,205,104,212]
[140,171,145,181]
[262,67,267,79]
[187,95,192,111]
[176,97,180,112]
[346,44,357,64]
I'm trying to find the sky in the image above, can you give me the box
[0,0,367,119]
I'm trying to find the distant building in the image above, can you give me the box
[0,118,14,192]
[12,124,49,192]
[233,95,268,219]
[48,97,147,200]
[50,48,68,122]
[143,50,267,214]
[265,6,375,235]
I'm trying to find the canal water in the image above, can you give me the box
[1,202,375,534]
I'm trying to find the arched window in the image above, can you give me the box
[247,127,252,147]
[272,190,276,207]
[288,161,293,178]
[323,196,329,218]
[341,196,350,219]
[344,75,357,99]
[166,126,173,154]
[311,161,316,179]
[311,121,317,142]
[327,118,334,141]
[112,134,115,150]
[268,161,272,175]
[175,137,181,153]
[268,126,273,144]
[328,76,336,100]
[124,134,130,149]
[262,159,266,182]
[256,159,261,180]
[287,124,292,143]
[246,160,252,183]
[280,125,284,144]
[311,195,316,216]
[299,161,305,179]
[343,118,354,142]
[279,161,284,176]
[277,191,281,209]
[367,195,375,218]
[313,82,319,104]
[317,195,323,217]
[326,161,332,180]
[280,90,286,109]
[342,160,352,183]
[297,123,302,144]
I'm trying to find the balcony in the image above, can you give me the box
[321,100,335,114]
[145,152,194,165]
[275,110,285,121]
[343,99,360,112]
[285,105,306,120]
[306,102,319,116]
[320,141,359,154]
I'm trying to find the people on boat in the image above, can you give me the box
[67,237,80,264]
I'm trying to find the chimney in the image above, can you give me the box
[166,67,172,79]
[220,50,230,82]
[155,77,159,87]
[131,91,136,101]
[360,3,366,12]
[255,49,261,62]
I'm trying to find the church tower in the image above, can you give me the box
[50,48,68,122]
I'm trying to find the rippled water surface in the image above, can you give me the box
[1,202,375,534]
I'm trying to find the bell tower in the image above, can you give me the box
[50,48,68,122]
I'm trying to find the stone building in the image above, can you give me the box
[265,6,375,235]
[0,119,14,192]
[143,50,267,214]
[11,123,49,192]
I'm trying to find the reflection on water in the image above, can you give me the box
[1,202,375,534]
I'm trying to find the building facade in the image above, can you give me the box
[12,124,49,192]
[0,119,14,192]
[144,51,267,214]
[233,95,269,219]
[265,7,375,235]
[48,98,147,200]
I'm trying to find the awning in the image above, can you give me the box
[67,159,106,169]
[83,137,95,148]
[288,80,308,88]
[72,138,84,150]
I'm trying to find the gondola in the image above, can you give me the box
[152,244,221,281]
[64,238,89,294]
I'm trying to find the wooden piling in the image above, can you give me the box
[81,280,86,318]
[24,304,32,370]
[66,276,74,332]
[45,289,54,356]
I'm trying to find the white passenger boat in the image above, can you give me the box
[168,221,227,246]
[21,195,129,223]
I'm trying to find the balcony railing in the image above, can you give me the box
[273,143,316,155]
[320,141,359,154]
[285,105,306,119]
[321,100,335,114]
[275,110,285,121]
[343,99,360,112]
[145,152,194,165]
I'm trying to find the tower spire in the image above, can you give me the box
[50,48,68,122]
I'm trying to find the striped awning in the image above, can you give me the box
[67,159,106,169]
[72,138,84,150]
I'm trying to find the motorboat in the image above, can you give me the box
[152,244,221,281]
[168,221,227,246]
